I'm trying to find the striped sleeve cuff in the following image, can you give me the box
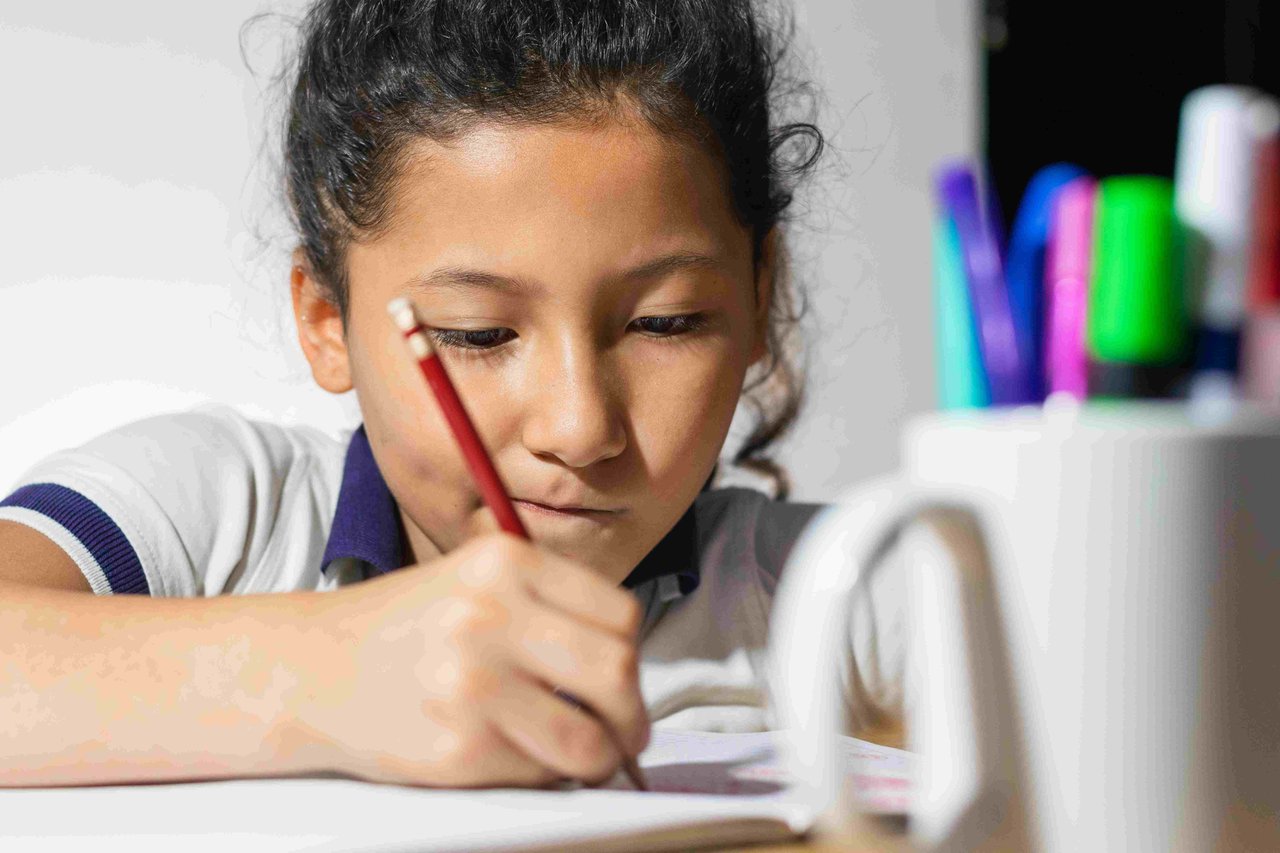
[0,483,150,595]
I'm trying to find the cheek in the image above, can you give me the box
[365,384,486,552]
[626,343,748,491]
[344,322,481,530]
[383,436,470,516]
[346,306,470,453]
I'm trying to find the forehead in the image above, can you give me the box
[364,117,748,272]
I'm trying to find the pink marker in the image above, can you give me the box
[1242,101,1280,404]
[1044,177,1097,400]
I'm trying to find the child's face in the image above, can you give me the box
[295,117,771,583]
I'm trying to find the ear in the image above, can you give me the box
[749,227,778,366]
[290,249,353,394]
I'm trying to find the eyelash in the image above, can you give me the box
[429,328,516,350]
[629,313,710,338]
[428,313,710,351]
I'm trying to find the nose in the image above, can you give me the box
[520,339,628,469]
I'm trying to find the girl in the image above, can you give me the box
[0,0,904,789]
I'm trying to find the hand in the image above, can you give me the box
[298,533,650,788]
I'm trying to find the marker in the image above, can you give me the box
[1006,163,1089,400]
[387,297,649,793]
[1174,85,1265,396]
[1087,177,1190,398]
[1242,101,1280,403]
[933,215,991,408]
[1044,177,1096,400]
[936,162,1030,404]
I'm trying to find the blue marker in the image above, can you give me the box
[1006,163,1088,401]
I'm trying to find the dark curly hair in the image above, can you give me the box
[280,0,821,497]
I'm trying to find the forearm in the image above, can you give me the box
[0,581,342,786]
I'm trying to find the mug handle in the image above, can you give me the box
[768,476,1031,851]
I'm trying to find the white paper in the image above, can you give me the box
[0,731,912,853]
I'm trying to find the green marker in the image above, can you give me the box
[1086,176,1191,398]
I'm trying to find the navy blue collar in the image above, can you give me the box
[321,426,700,594]
[319,426,404,576]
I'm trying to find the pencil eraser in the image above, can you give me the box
[387,297,417,331]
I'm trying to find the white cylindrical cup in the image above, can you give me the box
[770,400,1280,851]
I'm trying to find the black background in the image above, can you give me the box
[984,0,1280,220]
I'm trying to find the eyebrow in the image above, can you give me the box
[404,251,724,296]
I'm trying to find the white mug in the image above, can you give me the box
[769,400,1280,851]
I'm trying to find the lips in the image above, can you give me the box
[512,498,623,518]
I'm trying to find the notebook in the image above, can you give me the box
[0,729,911,852]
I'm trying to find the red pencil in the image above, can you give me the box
[387,297,528,538]
[386,297,648,792]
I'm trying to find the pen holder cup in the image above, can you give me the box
[769,399,1280,852]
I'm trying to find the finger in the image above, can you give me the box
[488,672,623,785]
[407,693,561,790]
[517,543,645,637]
[513,602,650,755]
[345,715,559,790]
[453,533,643,638]
[475,726,567,789]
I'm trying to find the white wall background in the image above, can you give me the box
[0,1,977,500]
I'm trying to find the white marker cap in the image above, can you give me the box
[1175,85,1268,329]
[1176,86,1259,243]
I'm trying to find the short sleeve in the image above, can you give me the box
[0,406,342,597]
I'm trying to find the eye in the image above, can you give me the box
[629,313,709,337]
[429,327,517,350]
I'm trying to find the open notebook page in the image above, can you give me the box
[600,729,911,813]
[0,730,912,853]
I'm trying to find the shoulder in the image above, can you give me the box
[690,487,826,594]
[65,404,345,475]
[2,405,351,596]
[22,404,350,508]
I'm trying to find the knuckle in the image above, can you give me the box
[458,535,522,588]
[456,667,503,705]
[440,597,475,643]
[602,642,639,691]
[427,726,468,774]
[552,714,614,778]
[487,532,530,564]
[450,591,512,638]
[618,595,643,635]
[450,726,499,772]
[420,650,465,703]
[441,598,475,642]
[430,726,466,767]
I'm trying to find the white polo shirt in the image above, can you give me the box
[0,405,906,732]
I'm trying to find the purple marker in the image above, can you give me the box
[1044,178,1097,399]
[935,162,1029,404]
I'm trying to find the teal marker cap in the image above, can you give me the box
[1087,177,1190,364]
[933,216,991,408]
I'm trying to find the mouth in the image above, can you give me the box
[512,499,624,520]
